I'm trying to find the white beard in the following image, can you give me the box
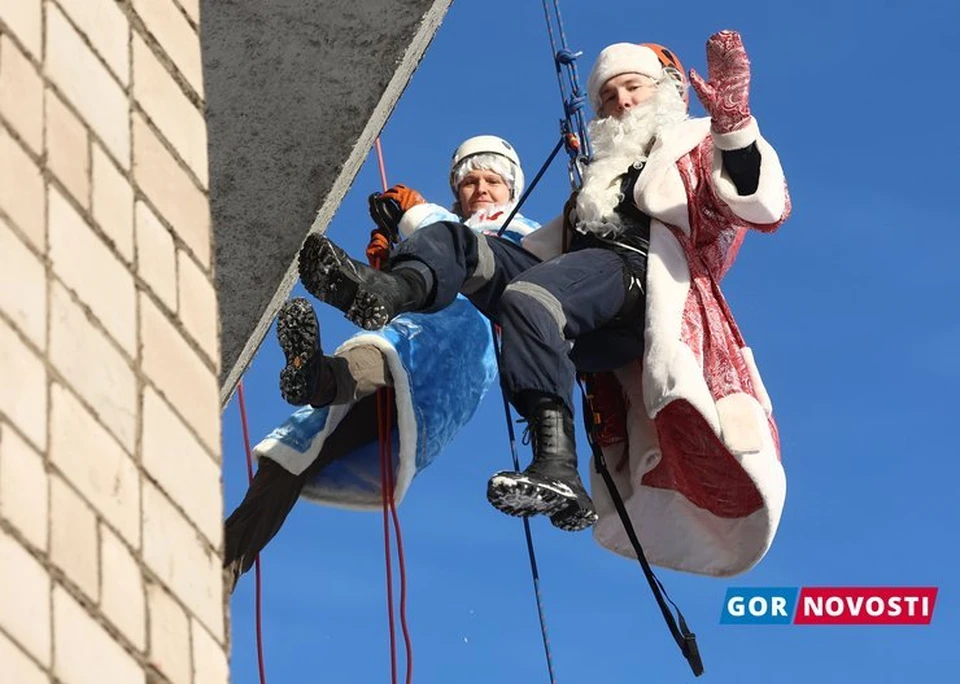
[462,201,516,230]
[577,80,688,236]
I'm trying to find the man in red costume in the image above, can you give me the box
[292,31,790,574]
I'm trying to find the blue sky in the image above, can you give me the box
[223,1,959,681]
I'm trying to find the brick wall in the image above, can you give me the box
[0,1,226,682]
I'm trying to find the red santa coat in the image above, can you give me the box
[522,115,791,577]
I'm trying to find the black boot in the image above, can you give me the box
[486,399,598,532]
[298,233,429,330]
[277,298,337,406]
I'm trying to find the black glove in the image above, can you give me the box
[367,192,404,243]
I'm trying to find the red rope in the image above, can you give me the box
[378,388,398,684]
[237,381,267,684]
[373,135,413,684]
[375,137,390,192]
[383,387,413,684]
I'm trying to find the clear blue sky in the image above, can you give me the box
[223,1,959,681]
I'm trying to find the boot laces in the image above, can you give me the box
[519,416,539,449]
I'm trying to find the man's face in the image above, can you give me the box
[598,72,658,119]
[457,169,511,215]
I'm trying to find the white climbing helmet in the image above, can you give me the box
[449,135,525,201]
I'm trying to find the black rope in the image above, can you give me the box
[577,378,705,677]
[487,133,567,682]
[492,328,557,684]
[497,136,565,238]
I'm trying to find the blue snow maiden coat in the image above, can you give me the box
[253,204,540,509]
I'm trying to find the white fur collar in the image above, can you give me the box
[632,117,711,236]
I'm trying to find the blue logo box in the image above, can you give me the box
[720,587,799,625]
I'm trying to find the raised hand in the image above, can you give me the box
[688,30,752,134]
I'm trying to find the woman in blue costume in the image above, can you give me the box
[224,136,540,592]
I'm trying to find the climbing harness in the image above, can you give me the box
[489,0,705,678]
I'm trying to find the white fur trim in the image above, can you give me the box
[632,117,712,236]
[588,44,663,113]
[254,402,350,476]
[711,116,759,151]
[710,127,788,226]
[641,222,721,434]
[398,203,438,238]
[519,214,564,261]
[262,334,419,510]
[591,396,786,577]
[716,392,764,455]
[741,347,773,415]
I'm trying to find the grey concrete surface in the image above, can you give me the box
[201,0,453,405]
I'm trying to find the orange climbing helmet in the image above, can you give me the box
[641,43,688,103]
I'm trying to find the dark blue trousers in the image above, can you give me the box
[392,222,645,414]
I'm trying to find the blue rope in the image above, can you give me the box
[541,0,592,184]
[485,4,597,681]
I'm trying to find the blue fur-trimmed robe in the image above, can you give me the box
[254,205,539,509]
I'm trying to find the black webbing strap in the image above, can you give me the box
[578,378,705,677]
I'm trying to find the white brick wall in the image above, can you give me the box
[91,142,135,263]
[0,316,47,451]
[130,0,203,94]
[0,630,47,684]
[53,586,145,684]
[142,481,224,643]
[0,2,225,681]
[178,249,220,367]
[179,0,200,25]
[141,293,220,452]
[0,0,42,59]
[147,582,191,684]
[46,90,90,209]
[48,383,141,548]
[142,387,222,545]
[133,33,207,186]
[136,199,178,311]
[100,524,146,650]
[0,34,43,154]
[49,186,137,354]
[49,475,100,601]
[49,283,137,451]
[45,4,130,167]
[192,619,229,684]
[0,126,46,249]
[0,423,49,551]
[55,0,130,85]
[0,528,51,666]
[132,113,211,267]
[0,216,46,349]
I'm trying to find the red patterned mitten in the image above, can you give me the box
[688,30,752,134]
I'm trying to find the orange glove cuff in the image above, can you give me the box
[381,184,426,212]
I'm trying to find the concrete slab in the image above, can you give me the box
[200,0,452,404]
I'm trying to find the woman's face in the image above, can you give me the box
[457,169,511,215]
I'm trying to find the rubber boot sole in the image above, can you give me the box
[487,471,599,532]
[277,298,319,405]
[298,233,392,330]
[486,471,576,519]
[549,500,599,532]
